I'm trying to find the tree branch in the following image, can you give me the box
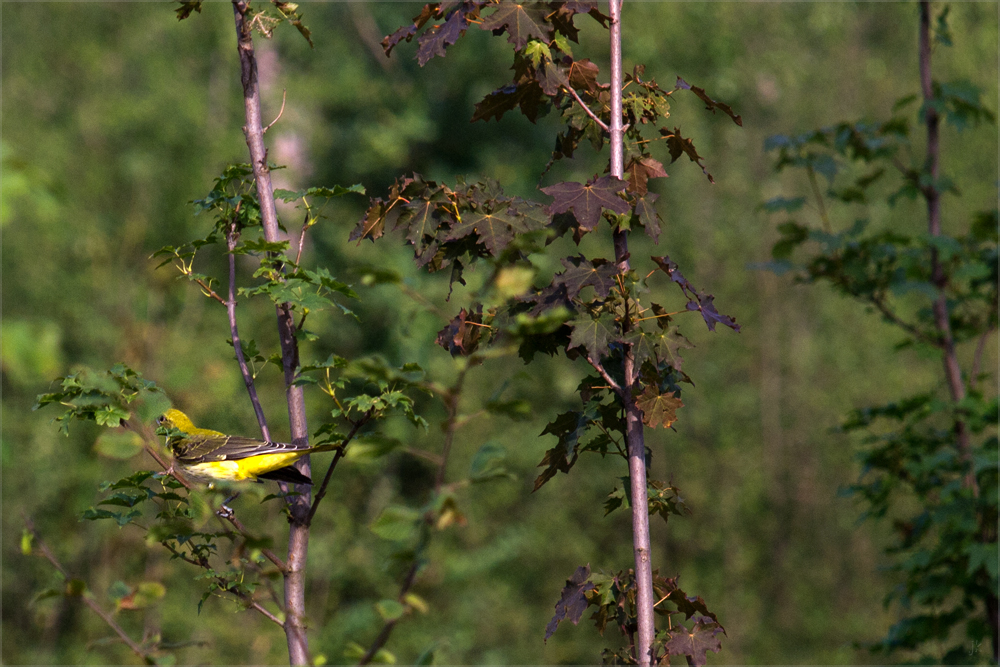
[868,292,939,347]
[563,84,609,133]
[306,408,375,526]
[357,561,420,665]
[587,353,623,397]
[608,0,656,663]
[918,0,977,497]
[231,2,311,660]
[970,325,996,390]
[227,223,272,442]
[263,88,287,134]
[24,517,153,661]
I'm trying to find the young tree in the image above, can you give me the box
[357,0,741,662]
[763,1,997,661]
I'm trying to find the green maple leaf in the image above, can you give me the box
[541,176,630,230]
[635,385,683,428]
[480,2,552,50]
[634,193,662,242]
[568,313,617,359]
[555,255,618,299]
[446,208,517,256]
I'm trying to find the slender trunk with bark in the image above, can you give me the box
[232,3,311,663]
[918,1,976,497]
[608,0,655,662]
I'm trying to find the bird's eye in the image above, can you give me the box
[156,415,166,425]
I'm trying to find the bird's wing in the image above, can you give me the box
[172,435,312,463]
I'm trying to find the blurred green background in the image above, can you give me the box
[2,2,997,664]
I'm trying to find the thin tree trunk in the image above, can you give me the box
[231,2,311,663]
[917,1,976,497]
[608,0,655,662]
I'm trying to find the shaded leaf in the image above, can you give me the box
[676,77,743,126]
[635,385,683,429]
[545,565,596,642]
[541,176,630,230]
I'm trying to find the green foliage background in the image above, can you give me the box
[2,2,996,664]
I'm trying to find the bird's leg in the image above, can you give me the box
[216,492,241,519]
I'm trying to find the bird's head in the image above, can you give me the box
[156,408,196,435]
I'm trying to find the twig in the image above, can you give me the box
[805,164,832,234]
[222,510,288,573]
[357,561,421,665]
[868,293,939,347]
[295,212,310,266]
[24,517,152,660]
[970,325,996,390]
[306,408,375,526]
[191,274,228,306]
[247,599,285,627]
[263,89,287,134]
[587,354,623,397]
[434,365,470,493]
[227,223,272,442]
[159,529,284,626]
[564,84,609,133]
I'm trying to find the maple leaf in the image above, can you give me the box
[416,9,470,66]
[480,2,552,50]
[554,255,618,299]
[436,307,484,356]
[651,256,741,333]
[633,193,662,243]
[545,565,595,642]
[668,590,722,625]
[538,60,570,97]
[541,176,630,230]
[534,410,587,490]
[676,76,743,127]
[445,208,517,256]
[506,199,551,234]
[568,313,617,359]
[663,618,725,667]
[661,126,714,184]
[635,385,683,429]
[625,324,692,371]
[623,156,667,195]
[566,58,602,93]
[382,4,438,57]
[472,82,545,123]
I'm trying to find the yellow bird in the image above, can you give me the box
[157,409,333,485]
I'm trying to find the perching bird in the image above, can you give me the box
[157,409,333,485]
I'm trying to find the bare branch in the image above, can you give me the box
[586,353,623,397]
[226,224,273,441]
[24,517,152,660]
[306,408,375,525]
[263,88,287,134]
[868,293,939,347]
[295,212,309,266]
[248,599,286,627]
[564,84,609,133]
[970,325,996,391]
[357,561,421,665]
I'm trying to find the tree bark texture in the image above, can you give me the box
[608,0,655,663]
[231,3,311,663]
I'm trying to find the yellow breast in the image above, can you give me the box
[182,452,307,483]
